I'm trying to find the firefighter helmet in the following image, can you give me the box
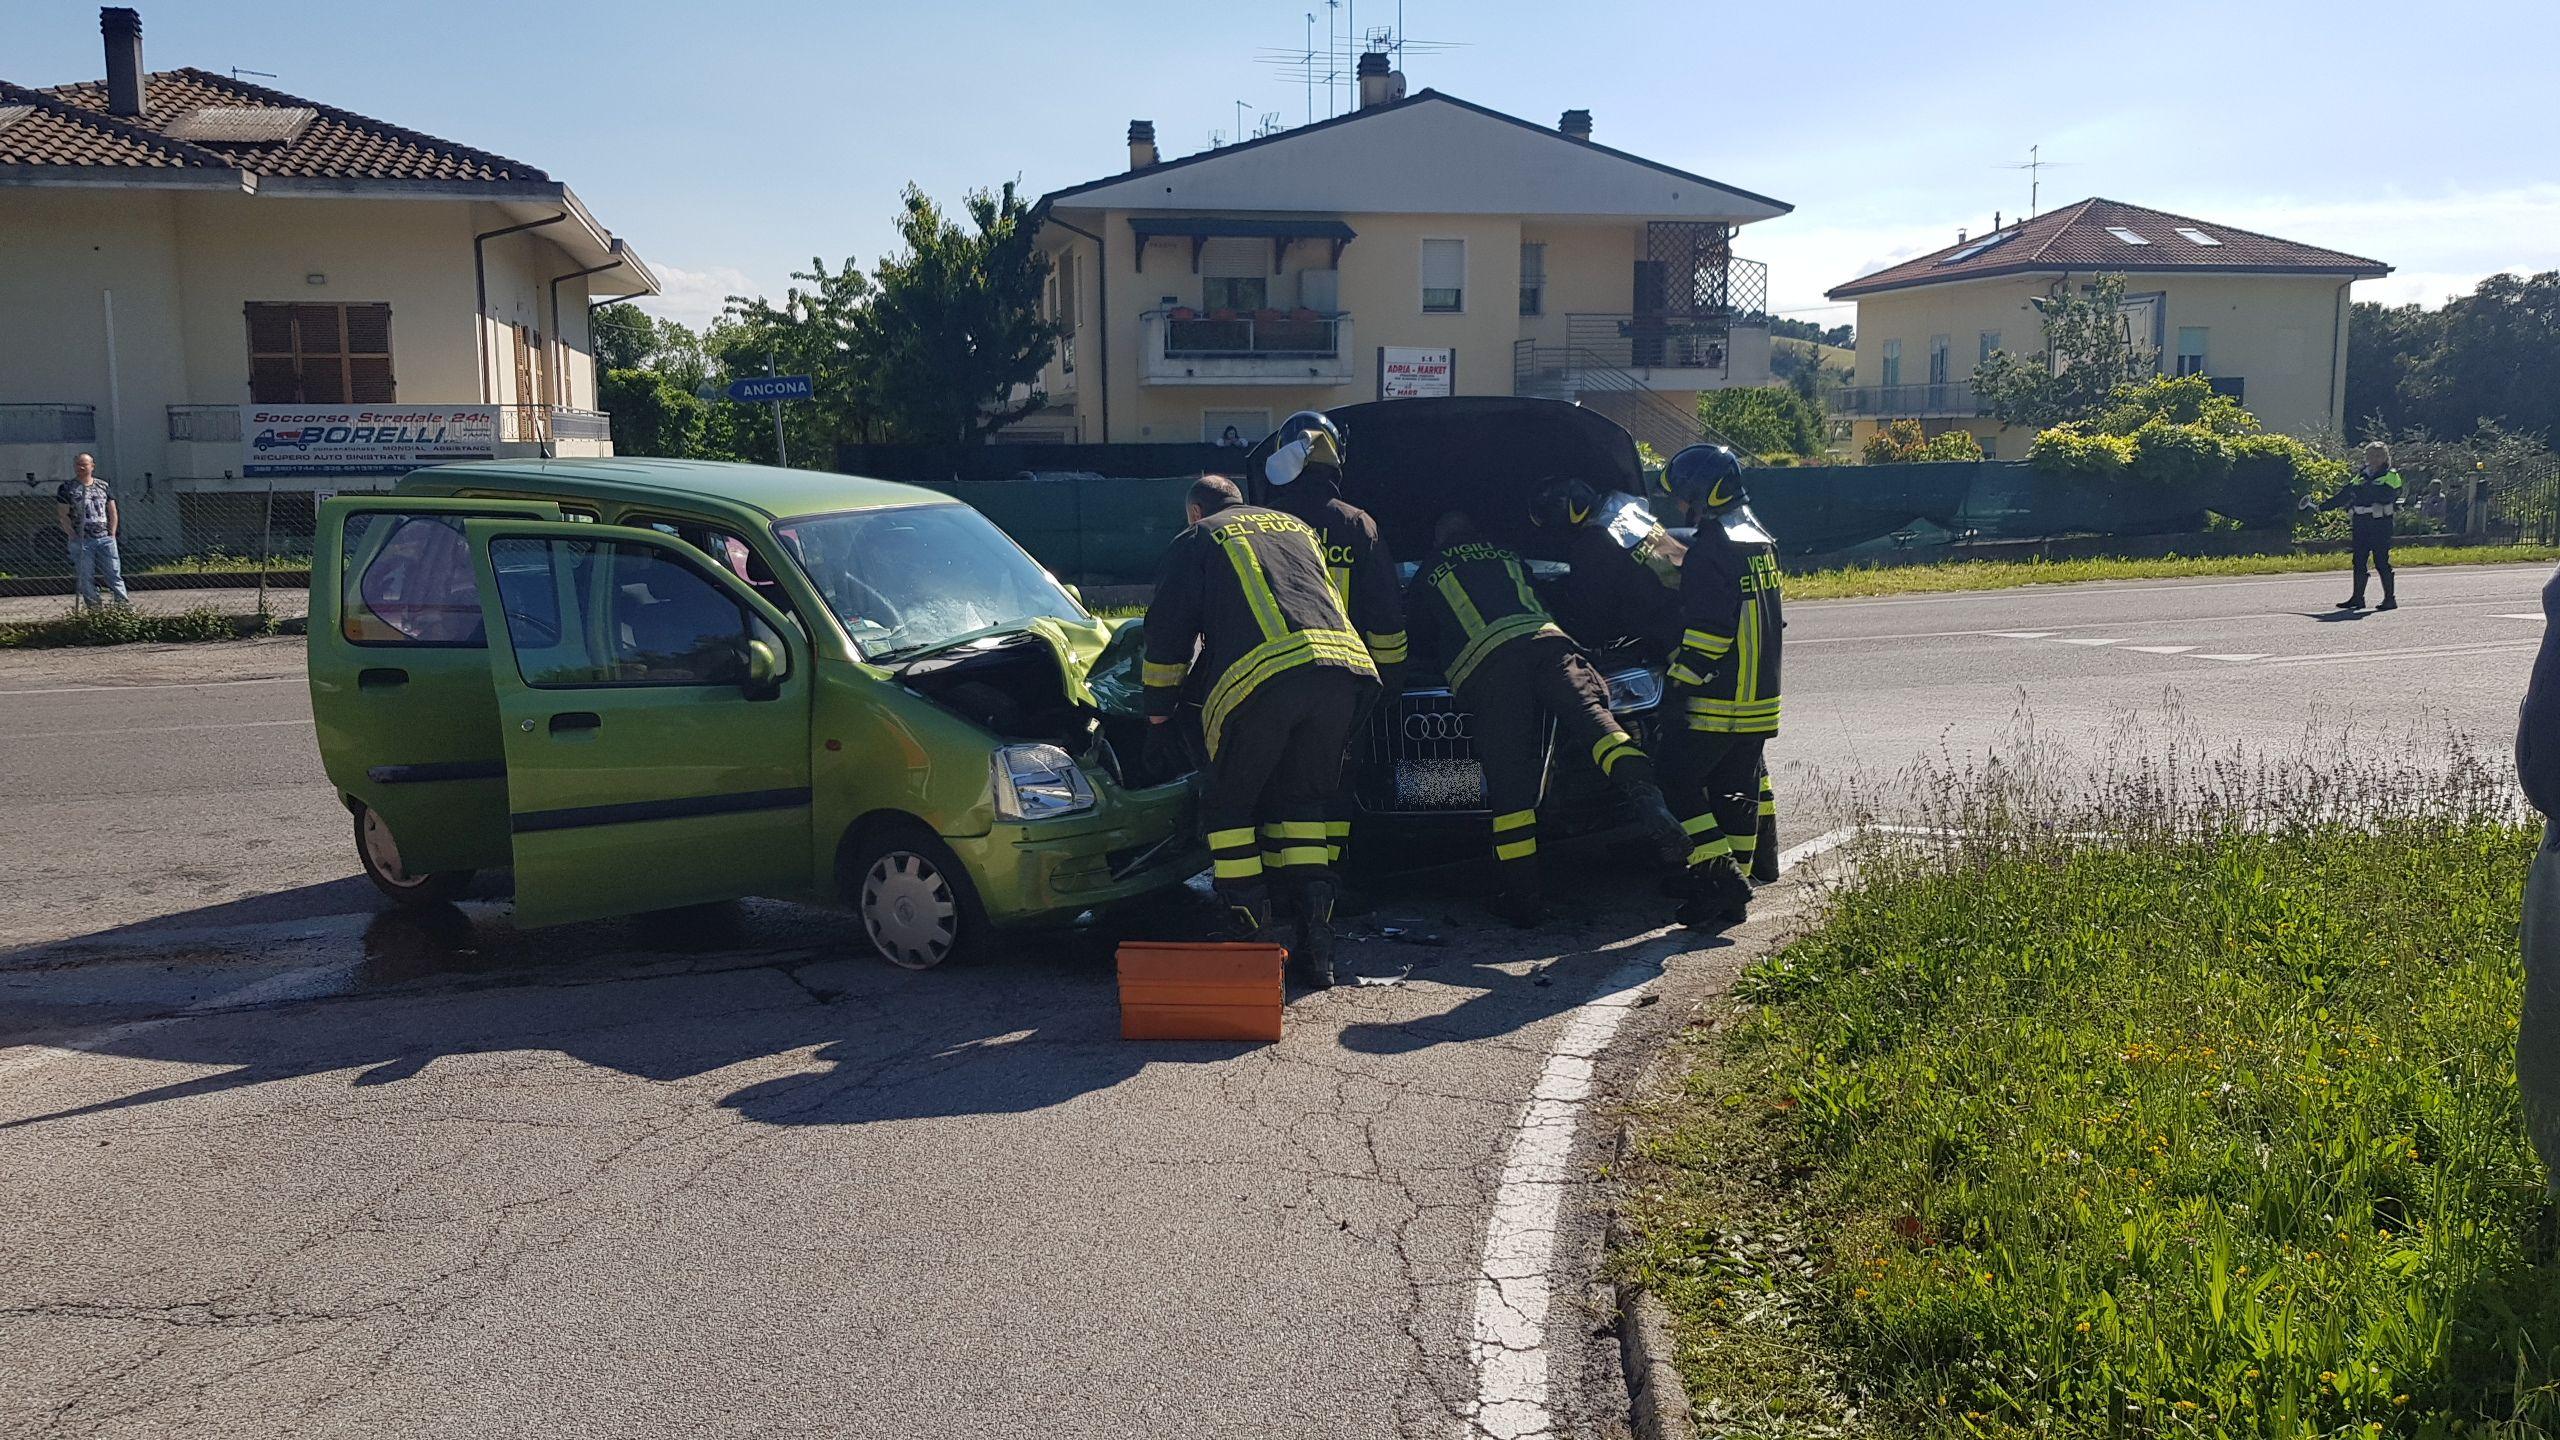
[1528,477,1601,530]
[1663,444,1747,518]
[1266,410,1344,487]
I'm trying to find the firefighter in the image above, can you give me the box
[1531,477,1781,883]
[1143,475,1379,988]
[1528,477,1688,660]
[2302,440,2406,610]
[1405,510,1690,927]
[1263,410,1408,870]
[1659,445,1785,928]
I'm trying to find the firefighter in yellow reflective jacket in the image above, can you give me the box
[1406,511,1690,927]
[1660,445,1784,929]
[1263,410,1408,869]
[1143,476,1379,987]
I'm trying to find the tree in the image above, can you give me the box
[1697,386,1823,458]
[2345,272,2560,445]
[716,256,875,466]
[1970,274,2155,429]
[850,182,1059,449]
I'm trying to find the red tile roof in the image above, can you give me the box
[1827,198,2388,299]
[14,67,547,184]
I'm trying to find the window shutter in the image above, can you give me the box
[1519,242,1546,286]
[1420,239,1465,291]
[1200,237,1263,279]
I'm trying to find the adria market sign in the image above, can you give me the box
[241,405,499,476]
[1379,346,1454,400]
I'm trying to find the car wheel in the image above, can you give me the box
[352,804,473,906]
[844,823,985,970]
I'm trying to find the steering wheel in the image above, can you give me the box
[503,607,561,647]
[833,570,907,638]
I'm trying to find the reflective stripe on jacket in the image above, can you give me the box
[1141,503,1377,755]
[1407,541,1565,691]
[1671,528,1784,733]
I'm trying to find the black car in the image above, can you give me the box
[1240,396,1672,870]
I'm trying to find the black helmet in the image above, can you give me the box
[1529,478,1601,530]
[1266,410,1344,489]
[1663,444,1746,516]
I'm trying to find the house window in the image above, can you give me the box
[1880,338,1902,388]
[1978,330,2001,363]
[2176,326,2209,376]
[1421,238,1465,313]
[1519,242,1546,316]
[1928,334,1951,386]
[1201,237,1266,314]
[246,302,394,405]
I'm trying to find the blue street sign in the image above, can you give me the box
[728,374,815,402]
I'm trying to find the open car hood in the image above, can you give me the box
[1243,396,1643,561]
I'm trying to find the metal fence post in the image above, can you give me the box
[255,480,274,622]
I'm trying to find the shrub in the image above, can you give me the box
[2092,373,2260,437]
[2026,425,2136,476]
[1863,419,1985,465]
[2129,415,2235,487]
[0,604,244,649]
[1698,386,1823,458]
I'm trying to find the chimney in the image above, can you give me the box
[101,7,145,118]
[1356,50,1400,109]
[1558,109,1592,142]
[1957,228,1968,245]
[1127,120,1157,171]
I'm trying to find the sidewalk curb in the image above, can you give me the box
[1611,1213,1698,1440]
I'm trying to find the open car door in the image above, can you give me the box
[462,518,814,929]
[312,494,565,877]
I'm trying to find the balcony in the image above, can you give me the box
[1832,382,1987,420]
[1140,309,1355,388]
[0,404,97,486]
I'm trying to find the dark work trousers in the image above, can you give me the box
[1667,729,1768,878]
[1324,682,1389,869]
[1456,633,1659,895]
[1197,665,1369,914]
[2351,514,2396,602]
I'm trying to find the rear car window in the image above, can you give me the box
[342,513,483,646]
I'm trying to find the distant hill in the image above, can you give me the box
[1772,334,1855,379]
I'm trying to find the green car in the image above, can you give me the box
[307,458,1198,968]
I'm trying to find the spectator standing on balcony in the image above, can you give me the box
[56,453,129,608]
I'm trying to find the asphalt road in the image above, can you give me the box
[1,563,2547,1439]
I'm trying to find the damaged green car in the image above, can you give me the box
[307,458,1197,968]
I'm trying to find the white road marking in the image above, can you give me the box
[1802,564,2553,613]
[1986,631,2053,639]
[2127,645,2196,654]
[2498,613,2545,621]
[2057,637,2125,646]
[1466,828,1853,1438]
[11,717,311,741]
[0,954,363,1086]
[2254,639,2539,669]
[2196,653,2269,663]
[0,675,298,697]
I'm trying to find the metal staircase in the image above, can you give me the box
[1511,340,1744,458]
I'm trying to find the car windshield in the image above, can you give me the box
[773,503,1086,660]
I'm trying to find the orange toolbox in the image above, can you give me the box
[1115,942,1287,1042]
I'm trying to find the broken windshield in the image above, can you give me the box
[774,503,1086,660]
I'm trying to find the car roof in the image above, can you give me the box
[395,458,957,522]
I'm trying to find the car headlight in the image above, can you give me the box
[992,743,1097,821]
[1605,667,1664,714]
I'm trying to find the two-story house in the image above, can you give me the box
[1017,55,1790,458]
[1827,198,2389,455]
[1,7,655,561]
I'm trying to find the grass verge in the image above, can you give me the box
[1787,545,2560,600]
[0,605,298,648]
[1618,737,2557,1437]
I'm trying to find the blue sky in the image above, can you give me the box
[14,0,2555,329]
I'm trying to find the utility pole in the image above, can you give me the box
[768,352,788,468]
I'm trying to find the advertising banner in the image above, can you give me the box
[241,405,499,476]
[1379,346,1454,400]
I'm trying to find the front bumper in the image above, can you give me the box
[947,777,1201,928]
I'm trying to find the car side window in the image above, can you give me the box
[343,513,483,646]
[489,536,781,688]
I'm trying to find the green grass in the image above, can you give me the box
[1618,741,2558,1437]
[0,605,292,648]
[1787,545,2560,600]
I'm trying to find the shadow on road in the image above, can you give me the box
[2,854,1688,1131]
[2302,609,2376,623]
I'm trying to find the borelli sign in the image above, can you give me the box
[241,406,499,476]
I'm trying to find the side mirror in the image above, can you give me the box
[743,637,783,701]
[1065,582,1085,606]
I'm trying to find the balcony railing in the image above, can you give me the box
[0,404,98,444]
[1158,310,1346,358]
[1832,382,1987,419]
[168,405,243,441]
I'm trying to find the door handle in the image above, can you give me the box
[548,711,602,734]
[358,667,409,690]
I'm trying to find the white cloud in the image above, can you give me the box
[633,261,765,329]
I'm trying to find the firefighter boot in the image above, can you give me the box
[1294,878,1340,990]
[1619,778,1692,868]
[1211,883,1276,945]
[1751,806,1780,884]
[1488,885,1549,929]
[1674,858,1753,932]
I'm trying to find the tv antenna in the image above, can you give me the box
[229,66,278,82]
[1994,144,2074,219]
[1255,0,1465,124]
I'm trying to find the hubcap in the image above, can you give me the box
[861,849,958,969]
[361,809,421,888]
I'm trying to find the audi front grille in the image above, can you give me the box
[1352,689,1554,816]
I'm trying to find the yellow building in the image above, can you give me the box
[0,7,655,554]
[1017,55,1791,457]
[1828,199,2388,456]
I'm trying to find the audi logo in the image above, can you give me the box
[1402,712,1472,741]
